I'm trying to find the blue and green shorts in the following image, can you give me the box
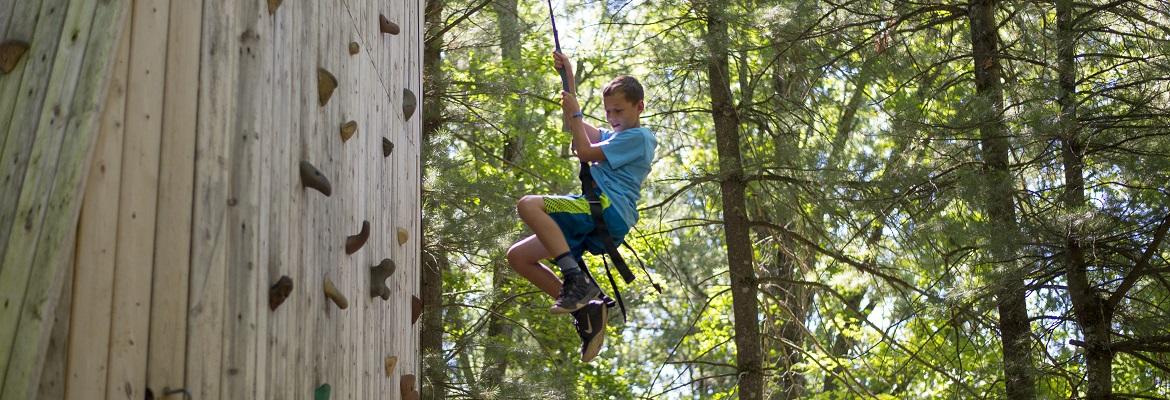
[542,192,629,258]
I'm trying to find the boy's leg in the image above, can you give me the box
[515,195,599,313]
[516,195,570,255]
[505,235,561,298]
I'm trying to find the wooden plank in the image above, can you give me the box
[2,0,128,397]
[219,0,267,398]
[145,0,200,396]
[263,1,298,398]
[408,0,422,380]
[185,0,237,397]
[62,14,130,400]
[346,28,379,400]
[0,1,16,39]
[0,0,63,274]
[0,0,96,392]
[0,0,48,163]
[314,0,347,396]
[104,0,169,398]
[292,0,320,396]
[35,242,72,400]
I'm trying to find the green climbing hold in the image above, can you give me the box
[315,383,331,400]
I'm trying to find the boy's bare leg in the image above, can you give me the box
[512,195,599,313]
[507,195,572,298]
[506,235,561,298]
[516,196,570,255]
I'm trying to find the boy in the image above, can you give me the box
[505,51,656,362]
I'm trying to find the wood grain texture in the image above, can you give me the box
[186,0,236,397]
[62,14,130,400]
[105,0,168,398]
[0,0,113,395]
[3,0,128,398]
[146,0,201,396]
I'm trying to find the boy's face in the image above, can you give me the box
[603,93,644,132]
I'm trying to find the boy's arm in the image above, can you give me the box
[562,92,606,162]
[566,113,602,144]
[554,51,604,159]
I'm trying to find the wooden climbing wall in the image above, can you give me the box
[0,0,423,399]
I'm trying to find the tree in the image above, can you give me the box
[703,0,763,398]
[968,1,1035,398]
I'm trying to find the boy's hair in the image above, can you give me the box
[602,75,644,104]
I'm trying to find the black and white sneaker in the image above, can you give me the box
[550,271,601,314]
[571,299,608,362]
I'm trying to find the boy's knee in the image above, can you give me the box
[516,195,544,216]
[505,242,526,268]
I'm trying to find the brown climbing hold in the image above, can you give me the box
[384,356,398,377]
[267,0,282,14]
[318,68,337,107]
[299,161,332,196]
[340,121,358,142]
[269,276,294,311]
[0,41,30,74]
[411,295,423,324]
[345,220,370,254]
[348,41,360,55]
[323,278,348,310]
[380,15,400,35]
[402,88,417,120]
[400,375,418,400]
[396,228,408,245]
[370,259,396,300]
[382,138,394,157]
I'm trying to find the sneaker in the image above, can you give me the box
[550,271,601,314]
[571,300,608,362]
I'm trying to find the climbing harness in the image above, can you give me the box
[544,1,660,321]
[576,164,661,322]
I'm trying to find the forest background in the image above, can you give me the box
[416,0,1170,398]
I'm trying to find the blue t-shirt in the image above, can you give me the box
[593,127,656,227]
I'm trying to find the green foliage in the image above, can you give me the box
[424,0,1170,398]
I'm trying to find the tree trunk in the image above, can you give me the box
[704,3,763,399]
[480,262,513,390]
[479,0,523,389]
[421,0,447,396]
[968,2,1035,398]
[496,0,526,164]
[1056,1,1113,398]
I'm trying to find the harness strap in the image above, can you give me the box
[601,257,628,322]
[579,162,636,283]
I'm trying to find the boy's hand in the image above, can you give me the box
[561,91,581,119]
[552,51,574,76]
[552,52,575,92]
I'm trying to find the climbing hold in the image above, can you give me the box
[323,278,348,310]
[268,276,293,311]
[384,356,398,377]
[318,68,337,107]
[345,220,370,254]
[0,41,30,74]
[340,120,358,142]
[348,41,360,55]
[411,295,423,324]
[314,383,331,400]
[382,138,394,157]
[397,227,408,245]
[400,375,418,400]
[370,259,396,300]
[380,15,400,35]
[402,88,417,120]
[267,0,282,14]
[299,161,332,196]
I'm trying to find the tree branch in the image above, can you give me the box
[1107,213,1170,310]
